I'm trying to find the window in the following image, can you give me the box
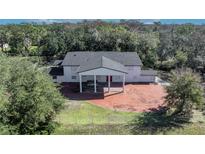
[53,76,57,79]
[72,76,77,80]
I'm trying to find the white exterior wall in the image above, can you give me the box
[61,65,155,83]
[138,75,156,82]
[125,66,141,82]
[84,75,122,82]
[56,76,64,83]
[97,76,106,82]
[82,75,93,82]
[63,66,122,82]
[112,75,123,82]
[80,68,126,83]
[63,66,79,82]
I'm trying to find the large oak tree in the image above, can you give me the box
[0,54,64,134]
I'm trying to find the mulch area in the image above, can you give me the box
[61,83,167,112]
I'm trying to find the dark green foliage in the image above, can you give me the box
[1,21,205,71]
[0,54,64,134]
[130,69,204,135]
[136,32,159,68]
[175,50,188,68]
[129,107,189,135]
[0,27,10,51]
[165,69,204,118]
[40,32,60,59]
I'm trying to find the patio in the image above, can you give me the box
[61,83,167,112]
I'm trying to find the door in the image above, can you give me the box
[106,76,112,82]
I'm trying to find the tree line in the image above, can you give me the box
[1,21,205,72]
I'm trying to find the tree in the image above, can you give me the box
[0,28,10,52]
[40,32,60,60]
[175,50,188,68]
[157,31,174,64]
[136,32,159,68]
[165,69,204,119]
[0,55,64,134]
[9,28,26,55]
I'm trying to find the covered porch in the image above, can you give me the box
[77,56,128,93]
[79,72,126,93]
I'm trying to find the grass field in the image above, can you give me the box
[54,100,139,135]
[54,100,205,135]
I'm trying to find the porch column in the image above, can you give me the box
[94,75,97,93]
[79,74,82,93]
[123,74,125,92]
[108,75,110,92]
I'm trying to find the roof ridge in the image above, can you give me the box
[101,56,106,67]
[101,56,104,67]
[68,51,138,53]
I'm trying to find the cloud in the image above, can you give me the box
[138,19,160,24]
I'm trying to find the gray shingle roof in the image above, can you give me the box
[61,51,143,66]
[76,56,128,73]
[48,67,64,76]
[53,60,63,66]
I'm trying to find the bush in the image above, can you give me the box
[165,69,204,119]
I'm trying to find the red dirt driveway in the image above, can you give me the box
[89,84,166,112]
[62,83,167,112]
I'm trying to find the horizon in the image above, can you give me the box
[1,19,205,25]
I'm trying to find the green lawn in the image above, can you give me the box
[54,100,139,134]
[54,100,205,135]
[0,99,204,135]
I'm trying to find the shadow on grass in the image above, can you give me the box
[128,107,191,135]
[54,124,130,135]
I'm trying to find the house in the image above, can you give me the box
[49,51,157,93]
[48,60,64,83]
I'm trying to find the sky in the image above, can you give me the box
[0,19,205,25]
